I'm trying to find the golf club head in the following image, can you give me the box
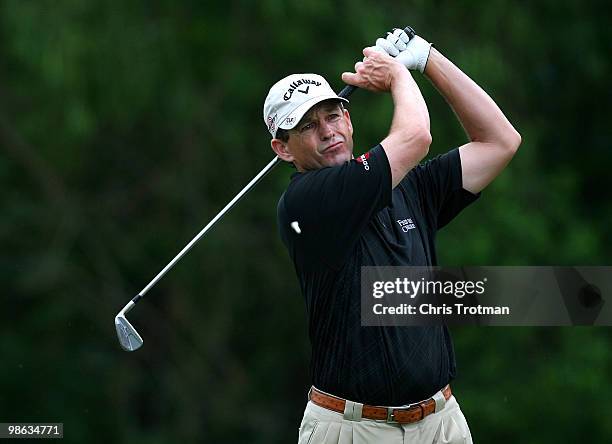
[115,314,144,351]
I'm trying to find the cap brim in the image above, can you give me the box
[278,95,349,131]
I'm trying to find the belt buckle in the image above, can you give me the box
[386,407,397,423]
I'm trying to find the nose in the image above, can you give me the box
[318,119,334,140]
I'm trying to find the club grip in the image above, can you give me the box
[337,84,357,98]
[337,26,415,100]
[402,26,416,39]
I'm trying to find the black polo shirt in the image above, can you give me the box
[277,144,479,405]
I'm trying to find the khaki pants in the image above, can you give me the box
[298,394,473,444]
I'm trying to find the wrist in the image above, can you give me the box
[389,64,412,90]
[389,74,416,107]
[422,47,440,77]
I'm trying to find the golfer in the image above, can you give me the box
[263,28,520,444]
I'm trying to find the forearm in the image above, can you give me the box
[382,70,432,187]
[389,70,430,138]
[424,48,520,148]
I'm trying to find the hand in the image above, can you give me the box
[374,27,432,73]
[341,47,409,93]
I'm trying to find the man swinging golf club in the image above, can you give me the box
[264,26,521,443]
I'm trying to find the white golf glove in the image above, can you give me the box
[374,27,432,73]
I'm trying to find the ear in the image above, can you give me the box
[271,138,294,162]
[343,108,353,137]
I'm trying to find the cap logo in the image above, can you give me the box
[267,114,278,132]
[283,78,322,101]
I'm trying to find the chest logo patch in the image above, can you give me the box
[397,218,416,232]
[356,152,370,171]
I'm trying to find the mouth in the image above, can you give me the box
[322,141,343,154]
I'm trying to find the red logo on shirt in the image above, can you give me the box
[356,152,370,171]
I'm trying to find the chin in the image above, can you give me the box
[325,156,349,168]
[325,149,352,167]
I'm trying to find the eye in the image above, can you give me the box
[327,113,341,121]
[300,122,315,132]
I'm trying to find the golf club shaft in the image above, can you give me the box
[138,155,281,298]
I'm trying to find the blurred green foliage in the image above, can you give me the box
[1,1,610,442]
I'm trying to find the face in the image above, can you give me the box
[271,101,354,171]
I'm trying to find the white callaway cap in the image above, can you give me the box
[263,73,348,138]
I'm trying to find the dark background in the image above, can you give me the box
[1,1,611,442]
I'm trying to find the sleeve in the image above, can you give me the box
[283,144,392,269]
[403,148,480,230]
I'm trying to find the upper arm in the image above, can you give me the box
[458,139,520,194]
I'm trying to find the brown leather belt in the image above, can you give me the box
[309,385,452,424]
